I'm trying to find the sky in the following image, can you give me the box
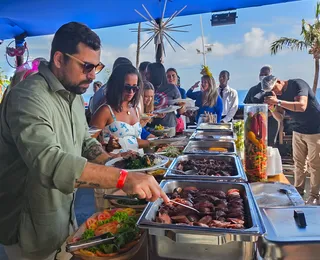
[0,0,318,96]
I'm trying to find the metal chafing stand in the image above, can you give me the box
[138,180,265,260]
[164,154,247,182]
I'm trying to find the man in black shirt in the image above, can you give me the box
[263,75,320,205]
[244,65,279,146]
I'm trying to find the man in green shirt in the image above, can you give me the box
[0,22,168,260]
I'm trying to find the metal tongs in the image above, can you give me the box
[66,233,115,253]
[169,200,200,213]
[103,194,199,213]
[103,194,146,202]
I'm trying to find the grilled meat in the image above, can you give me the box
[155,187,246,230]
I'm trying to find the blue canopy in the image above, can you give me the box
[0,0,301,40]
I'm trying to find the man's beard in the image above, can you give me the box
[61,78,92,95]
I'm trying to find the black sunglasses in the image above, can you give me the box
[65,53,105,74]
[124,85,139,93]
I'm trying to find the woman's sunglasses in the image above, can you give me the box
[124,85,139,93]
[65,53,105,74]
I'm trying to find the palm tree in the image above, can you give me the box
[270,2,320,94]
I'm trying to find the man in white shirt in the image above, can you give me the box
[218,70,239,122]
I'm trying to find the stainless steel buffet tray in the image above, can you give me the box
[196,123,233,132]
[164,154,247,182]
[183,140,236,154]
[257,206,320,260]
[138,180,265,242]
[190,130,235,141]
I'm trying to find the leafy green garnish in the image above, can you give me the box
[82,229,95,240]
[81,212,140,254]
[98,243,116,254]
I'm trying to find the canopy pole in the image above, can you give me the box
[15,35,26,67]
[155,18,164,63]
[200,14,206,66]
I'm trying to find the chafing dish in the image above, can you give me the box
[164,154,247,182]
[190,130,235,141]
[183,140,236,154]
[257,206,320,260]
[138,180,265,260]
[197,123,233,132]
[250,182,305,207]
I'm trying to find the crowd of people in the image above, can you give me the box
[0,20,319,260]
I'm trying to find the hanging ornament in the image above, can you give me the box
[5,40,29,68]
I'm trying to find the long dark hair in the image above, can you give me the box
[106,64,142,112]
[147,62,167,89]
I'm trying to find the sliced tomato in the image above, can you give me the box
[96,250,118,257]
[94,221,119,236]
[85,217,97,229]
[77,249,96,256]
[97,212,112,221]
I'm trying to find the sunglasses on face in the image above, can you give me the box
[65,53,105,74]
[124,84,139,93]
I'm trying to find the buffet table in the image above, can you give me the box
[68,120,317,260]
[268,173,290,185]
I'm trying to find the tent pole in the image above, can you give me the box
[155,18,163,63]
[200,14,206,66]
[15,35,25,67]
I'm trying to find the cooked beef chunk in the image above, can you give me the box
[155,188,246,230]
[215,210,227,219]
[199,215,213,224]
[187,214,200,222]
[174,158,234,177]
[227,218,245,225]
[171,215,191,224]
[193,222,209,227]
[156,213,172,224]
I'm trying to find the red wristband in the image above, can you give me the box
[116,169,128,189]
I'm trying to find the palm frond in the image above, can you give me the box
[316,2,320,21]
[270,37,309,55]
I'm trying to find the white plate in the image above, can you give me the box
[153,105,181,114]
[88,127,102,135]
[168,98,195,106]
[105,154,169,172]
[186,106,199,112]
[150,136,187,145]
[168,99,187,105]
[140,113,156,120]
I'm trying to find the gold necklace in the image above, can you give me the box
[122,106,131,115]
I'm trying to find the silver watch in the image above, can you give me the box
[277,100,282,107]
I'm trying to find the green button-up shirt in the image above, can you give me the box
[0,62,99,258]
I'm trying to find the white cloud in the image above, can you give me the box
[1,26,314,93]
[238,28,277,57]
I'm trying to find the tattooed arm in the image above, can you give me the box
[82,143,111,165]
